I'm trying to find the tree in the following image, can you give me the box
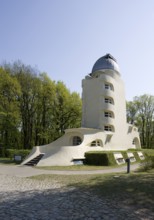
[53,81,82,139]
[7,61,41,149]
[0,67,21,152]
[127,94,154,148]
[126,101,137,124]
[1,61,82,149]
[34,73,56,145]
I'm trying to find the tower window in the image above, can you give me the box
[104,126,113,131]
[105,98,114,104]
[105,83,114,91]
[104,112,112,118]
[105,84,109,89]
[104,111,114,118]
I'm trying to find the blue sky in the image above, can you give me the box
[0,0,154,101]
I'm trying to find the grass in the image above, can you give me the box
[0,156,153,212]
[29,169,154,212]
[0,157,16,165]
[143,149,154,156]
[35,164,122,171]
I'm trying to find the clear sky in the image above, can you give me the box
[0,0,154,101]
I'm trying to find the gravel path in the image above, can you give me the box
[0,165,153,220]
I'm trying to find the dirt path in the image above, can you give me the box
[0,163,140,177]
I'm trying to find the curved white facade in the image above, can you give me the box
[22,54,141,166]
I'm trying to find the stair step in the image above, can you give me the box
[25,153,44,166]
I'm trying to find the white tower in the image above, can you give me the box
[82,54,126,130]
[82,54,140,149]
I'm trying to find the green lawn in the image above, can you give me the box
[0,157,16,165]
[30,169,154,212]
[0,156,153,212]
[143,149,154,156]
[35,164,122,171]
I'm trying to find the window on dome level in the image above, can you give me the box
[105,83,114,91]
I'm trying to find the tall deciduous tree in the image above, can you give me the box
[127,94,154,148]
[35,73,56,145]
[0,67,21,152]
[53,81,82,138]
[5,61,41,149]
[0,62,82,150]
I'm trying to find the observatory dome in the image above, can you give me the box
[92,54,120,73]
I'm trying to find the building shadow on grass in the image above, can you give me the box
[0,174,154,220]
[68,173,154,219]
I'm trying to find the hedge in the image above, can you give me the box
[84,150,149,166]
[84,151,116,166]
[5,149,31,160]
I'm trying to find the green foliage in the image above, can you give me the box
[85,150,148,166]
[85,151,116,166]
[142,149,154,156]
[138,149,154,171]
[127,94,154,149]
[5,149,31,160]
[0,67,21,149]
[127,148,140,151]
[133,152,144,162]
[0,62,82,150]
[139,156,154,171]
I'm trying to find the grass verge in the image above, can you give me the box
[35,164,121,171]
[0,157,16,165]
[29,169,154,212]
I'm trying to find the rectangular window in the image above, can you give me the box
[105,98,112,104]
[105,83,113,90]
[105,84,109,89]
[104,126,112,131]
[105,98,109,103]
[104,112,112,117]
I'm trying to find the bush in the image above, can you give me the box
[127,148,140,152]
[142,149,154,156]
[84,151,116,166]
[0,147,5,157]
[5,149,31,161]
[84,150,148,166]
[139,155,154,171]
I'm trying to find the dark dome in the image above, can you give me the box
[92,54,120,73]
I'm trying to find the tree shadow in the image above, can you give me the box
[68,173,154,219]
[0,174,154,220]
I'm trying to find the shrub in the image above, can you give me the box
[142,149,154,156]
[84,151,116,166]
[0,147,5,157]
[5,149,31,161]
[127,148,140,152]
[139,155,154,171]
[85,150,148,166]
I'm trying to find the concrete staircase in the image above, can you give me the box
[24,154,44,166]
